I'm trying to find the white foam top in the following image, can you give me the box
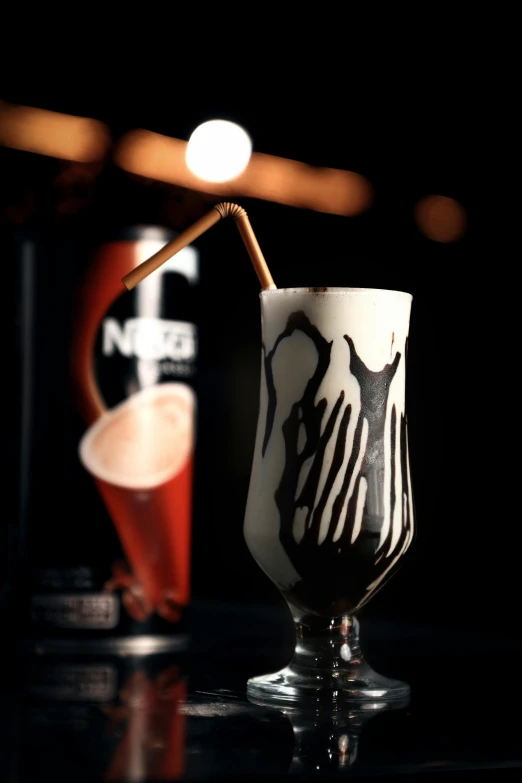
[261,287,412,301]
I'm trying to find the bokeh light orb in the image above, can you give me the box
[185,120,252,183]
[414,195,467,243]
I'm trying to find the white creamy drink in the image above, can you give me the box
[244,288,415,617]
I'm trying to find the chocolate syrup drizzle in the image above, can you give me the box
[262,311,413,616]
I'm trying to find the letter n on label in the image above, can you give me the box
[102,318,132,357]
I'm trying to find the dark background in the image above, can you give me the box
[1,63,504,641]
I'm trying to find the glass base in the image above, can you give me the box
[247,662,410,710]
[247,611,410,711]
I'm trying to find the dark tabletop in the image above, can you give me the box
[1,599,521,782]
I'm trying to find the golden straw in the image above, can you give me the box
[121,202,276,291]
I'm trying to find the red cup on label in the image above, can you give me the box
[79,382,194,622]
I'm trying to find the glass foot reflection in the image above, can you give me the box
[247,695,408,775]
[247,613,410,709]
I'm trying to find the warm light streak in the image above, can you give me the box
[0,101,111,162]
[115,129,373,216]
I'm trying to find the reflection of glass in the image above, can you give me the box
[244,288,415,707]
[248,698,395,775]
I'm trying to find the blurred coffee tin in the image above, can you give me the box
[10,226,199,653]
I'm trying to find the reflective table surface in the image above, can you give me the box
[1,599,521,781]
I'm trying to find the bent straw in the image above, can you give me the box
[122,202,276,291]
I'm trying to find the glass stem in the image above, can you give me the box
[289,608,363,673]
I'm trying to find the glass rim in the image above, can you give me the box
[260,286,413,300]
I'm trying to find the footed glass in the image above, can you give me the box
[244,288,415,708]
